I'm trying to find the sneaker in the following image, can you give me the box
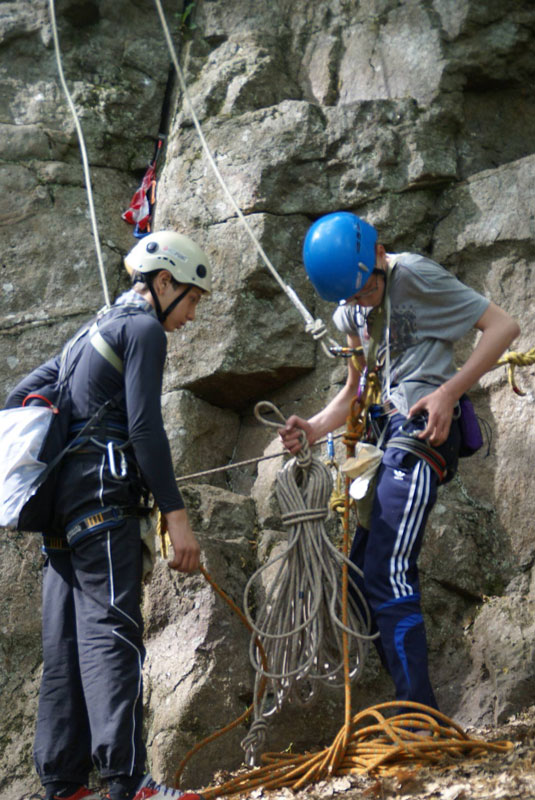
[21,788,102,800]
[132,775,203,800]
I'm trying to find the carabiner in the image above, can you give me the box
[326,432,335,461]
[398,414,430,445]
[107,441,128,479]
[357,367,368,401]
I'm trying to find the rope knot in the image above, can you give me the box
[305,317,328,341]
[329,492,348,516]
[241,717,269,767]
[294,441,312,469]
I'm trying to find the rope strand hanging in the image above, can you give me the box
[48,0,111,308]
[152,0,337,356]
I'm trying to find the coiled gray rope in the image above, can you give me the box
[241,402,378,765]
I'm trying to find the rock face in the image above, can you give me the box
[1,0,534,797]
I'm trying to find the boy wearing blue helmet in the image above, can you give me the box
[281,212,519,711]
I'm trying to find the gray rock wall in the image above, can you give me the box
[1,0,534,796]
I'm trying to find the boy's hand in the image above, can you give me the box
[279,415,314,454]
[408,386,456,446]
[164,509,201,572]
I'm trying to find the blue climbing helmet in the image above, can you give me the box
[302,212,378,302]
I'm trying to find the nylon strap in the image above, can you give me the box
[385,434,447,482]
[365,258,397,374]
[89,323,124,374]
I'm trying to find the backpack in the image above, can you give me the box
[0,315,125,535]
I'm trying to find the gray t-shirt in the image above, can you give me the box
[332,253,490,416]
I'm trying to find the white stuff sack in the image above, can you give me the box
[0,405,55,528]
[341,442,384,499]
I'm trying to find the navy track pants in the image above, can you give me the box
[350,413,460,709]
[34,520,146,787]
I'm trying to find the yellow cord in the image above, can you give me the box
[495,348,535,396]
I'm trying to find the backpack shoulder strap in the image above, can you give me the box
[365,258,397,399]
[89,301,151,375]
[89,323,124,375]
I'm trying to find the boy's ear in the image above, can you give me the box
[153,270,172,293]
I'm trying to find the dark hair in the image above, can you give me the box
[130,269,180,289]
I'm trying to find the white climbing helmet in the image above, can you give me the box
[124,230,212,293]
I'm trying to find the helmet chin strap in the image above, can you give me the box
[146,277,192,324]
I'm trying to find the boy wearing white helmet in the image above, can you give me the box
[280,212,519,713]
[125,229,211,328]
[5,231,210,800]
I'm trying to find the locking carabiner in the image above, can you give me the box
[107,441,128,480]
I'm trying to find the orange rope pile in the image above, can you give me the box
[197,701,512,798]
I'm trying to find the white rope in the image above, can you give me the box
[152,0,337,357]
[241,403,377,765]
[48,0,111,308]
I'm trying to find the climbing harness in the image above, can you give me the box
[67,417,132,480]
[386,427,448,482]
[65,505,150,547]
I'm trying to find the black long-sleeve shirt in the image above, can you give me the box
[5,290,184,514]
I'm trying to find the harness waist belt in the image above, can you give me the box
[385,435,447,482]
[381,399,399,416]
[65,505,150,547]
[68,421,130,441]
